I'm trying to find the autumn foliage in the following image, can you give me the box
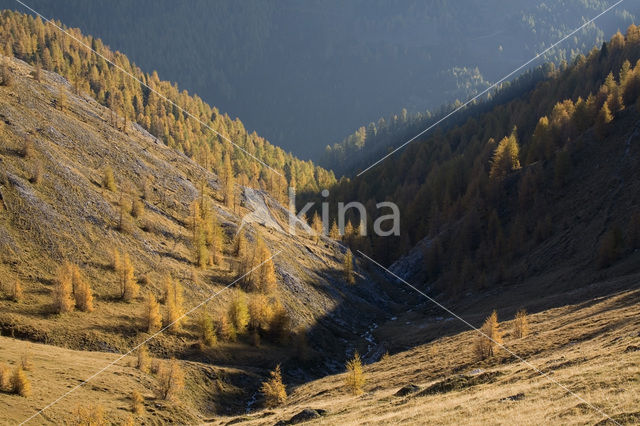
[157,358,185,400]
[116,251,138,302]
[131,390,144,415]
[490,130,521,179]
[144,292,162,333]
[260,364,287,408]
[70,264,94,312]
[345,351,365,395]
[200,312,217,347]
[344,249,355,285]
[163,276,184,332]
[53,263,74,314]
[8,279,23,302]
[474,310,503,360]
[513,309,529,339]
[137,345,151,374]
[241,234,277,293]
[11,365,31,397]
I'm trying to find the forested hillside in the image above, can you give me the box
[0,10,336,204]
[321,7,640,175]
[0,36,387,422]
[2,1,636,159]
[1,8,640,425]
[312,27,640,296]
[320,65,555,177]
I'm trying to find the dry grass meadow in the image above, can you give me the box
[219,286,640,425]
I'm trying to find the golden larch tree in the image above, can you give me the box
[130,389,144,415]
[343,220,355,245]
[120,252,138,302]
[11,365,31,397]
[54,263,74,313]
[71,404,105,425]
[9,279,23,302]
[131,198,144,220]
[207,210,223,266]
[71,265,93,312]
[55,90,67,111]
[344,249,355,285]
[118,193,133,234]
[246,235,277,293]
[234,229,247,258]
[513,309,529,339]
[474,310,503,359]
[595,102,613,139]
[103,165,116,192]
[490,130,521,179]
[248,294,274,332]
[137,345,151,374]
[311,211,323,243]
[228,290,250,336]
[0,363,10,391]
[144,292,162,333]
[200,312,217,347]
[111,247,121,272]
[164,276,184,332]
[329,220,340,240]
[20,351,32,371]
[157,358,185,400]
[345,351,365,395]
[217,311,237,342]
[223,153,235,209]
[190,200,207,268]
[0,57,12,86]
[260,364,287,408]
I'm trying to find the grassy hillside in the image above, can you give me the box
[0,10,337,203]
[0,54,397,422]
[220,280,640,425]
[0,335,260,424]
[3,261,637,424]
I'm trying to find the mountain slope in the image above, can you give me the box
[220,281,640,425]
[0,10,337,202]
[1,8,640,426]
[0,335,251,424]
[1,1,636,158]
[0,55,395,422]
[312,26,640,280]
